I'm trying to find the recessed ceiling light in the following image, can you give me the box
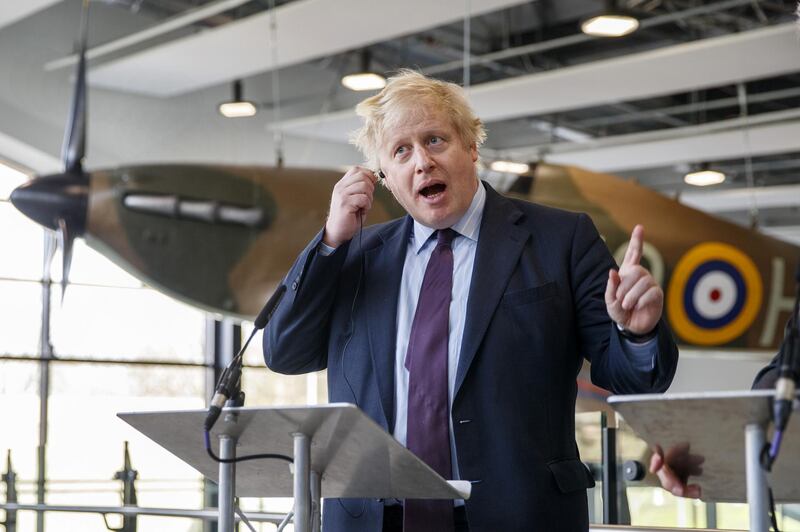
[684,169,726,187]
[581,14,639,37]
[490,160,530,174]
[341,72,387,91]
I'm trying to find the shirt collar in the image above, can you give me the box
[412,181,486,254]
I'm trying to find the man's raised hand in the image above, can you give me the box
[605,224,664,335]
[323,166,378,248]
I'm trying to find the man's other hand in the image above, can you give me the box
[605,225,664,335]
[323,166,378,248]
[650,443,704,499]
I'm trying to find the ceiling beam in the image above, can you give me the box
[530,110,800,172]
[88,0,529,97]
[760,226,800,246]
[0,0,61,31]
[44,0,254,71]
[0,130,61,174]
[680,184,800,213]
[276,22,800,143]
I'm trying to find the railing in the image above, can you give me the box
[0,502,283,523]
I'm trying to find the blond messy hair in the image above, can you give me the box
[350,69,487,171]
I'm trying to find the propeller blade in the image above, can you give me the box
[61,0,89,174]
[42,229,58,281]
[57,218,75,302]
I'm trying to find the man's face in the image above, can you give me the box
[378,105,479,229]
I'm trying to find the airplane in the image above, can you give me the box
[9,1,799,356]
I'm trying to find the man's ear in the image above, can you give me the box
[470,143,478,163]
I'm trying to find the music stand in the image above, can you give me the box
[119,403,470,532]
[609,390,800,532]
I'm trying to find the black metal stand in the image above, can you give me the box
[601,413,618,524]
[110,442,139,532]
[2,450,17,532]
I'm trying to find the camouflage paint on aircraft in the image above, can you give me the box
[29,161,792,351]
[84,165,403,316]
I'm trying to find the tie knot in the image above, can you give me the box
[436,228,457,247]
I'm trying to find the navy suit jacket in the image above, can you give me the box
[265,183,678,531]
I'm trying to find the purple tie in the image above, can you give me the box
[404,228,456,532]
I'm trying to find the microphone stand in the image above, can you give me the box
[203,284,287,532]
[204,284,288,432]
[767,263,800,469]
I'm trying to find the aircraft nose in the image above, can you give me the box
[10,173,88,233]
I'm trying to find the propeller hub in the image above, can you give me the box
[10,172,88,234]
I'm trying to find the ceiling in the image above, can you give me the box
[0,0,799,242]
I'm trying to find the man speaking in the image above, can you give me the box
[264,70,678,532]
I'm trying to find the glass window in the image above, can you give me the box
[241,321,327,405]
[49,285,205,362]
[239,496,289,530]
[0,360,40,531]
[314,371,328,404]
[0,161,30,201]
[575,412,602,522]
[627,486,710,527]
[241,367,310,407]
[45,361,206,531]
[241,321,265,367]
[0,360,40,490]
[0,202,44,280]
[0,280,42,355]
[51,239,142,288]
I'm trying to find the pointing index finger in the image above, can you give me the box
[623,224,644,266]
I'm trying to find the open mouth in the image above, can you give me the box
[419,183,446,198]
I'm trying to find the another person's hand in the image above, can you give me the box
[323,166,378,248]
[605,225,664,335]
[650,443,704,498]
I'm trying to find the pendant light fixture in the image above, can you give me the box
[341,49,386,92]
[218,80,257,118]
[684,163,726,187]
[490,160,531,174]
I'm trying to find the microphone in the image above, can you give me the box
[204,284,288,431]
[768,261,800,466]
[254,283,287,329]
[204,364,242,431]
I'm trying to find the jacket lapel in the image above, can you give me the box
[455,185,529,399]
[363,216,412,430]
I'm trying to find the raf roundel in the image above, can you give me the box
[667,242,762,346]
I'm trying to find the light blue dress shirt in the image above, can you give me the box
[392,182,486,488]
